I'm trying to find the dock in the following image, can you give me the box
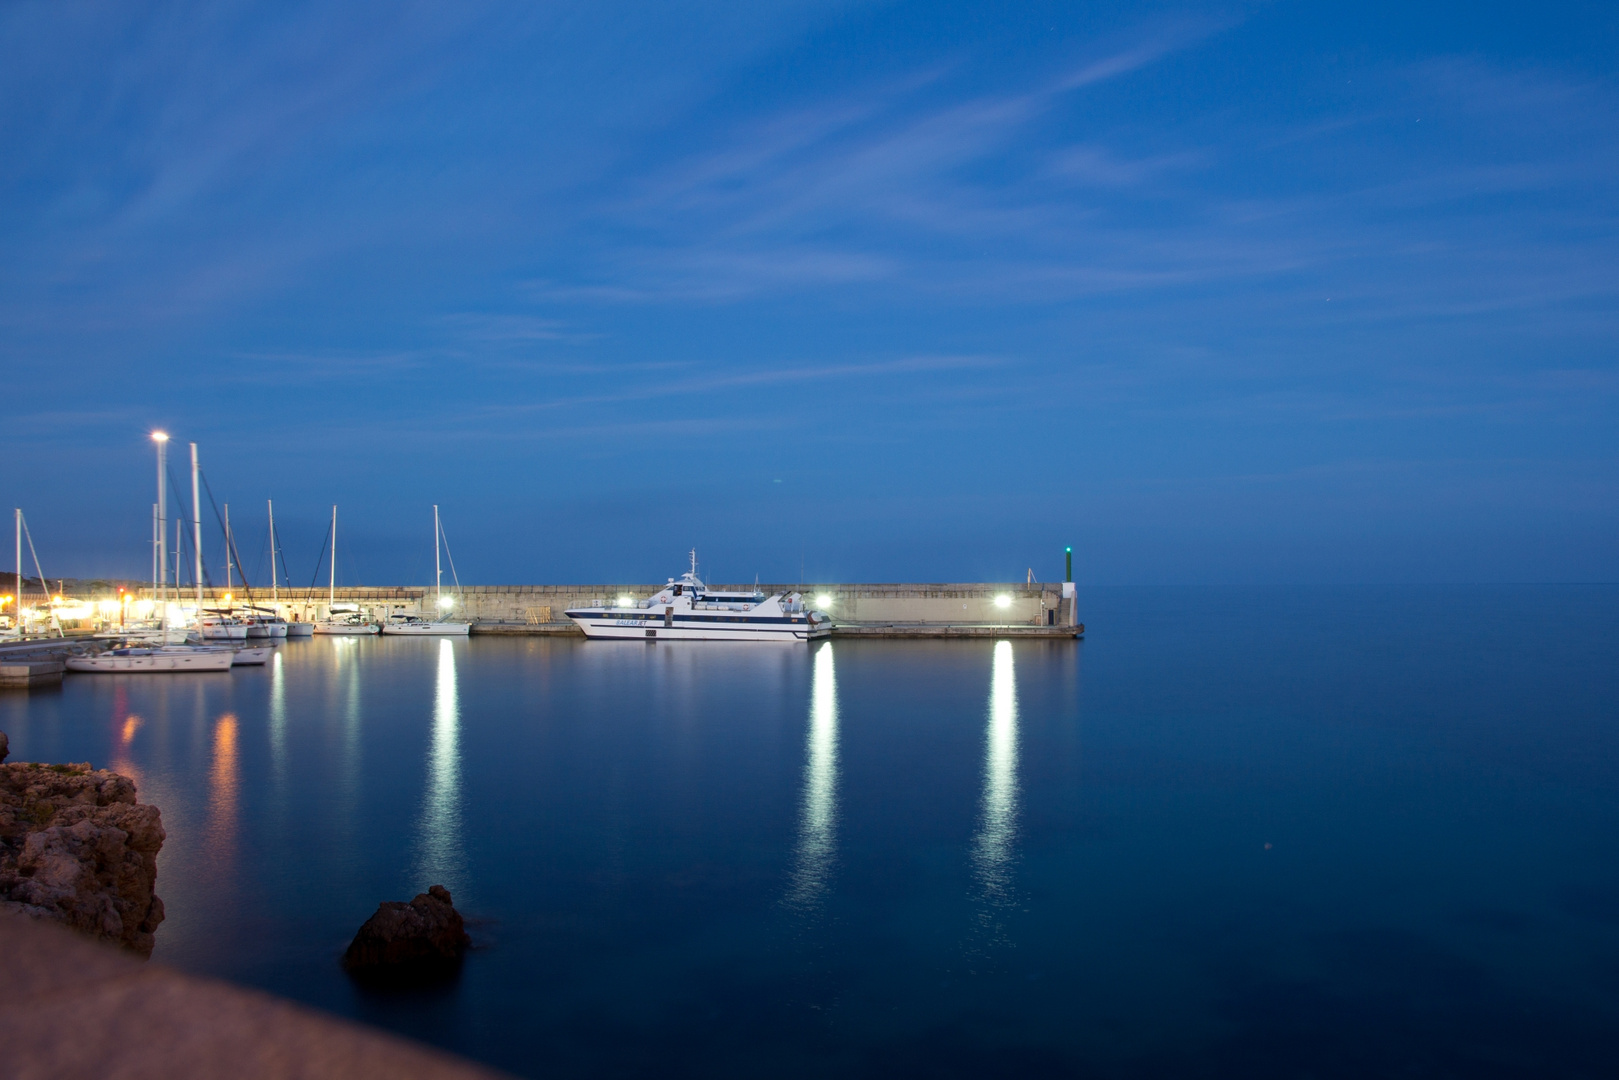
[0,642,74,688]
[44,582,1086,642]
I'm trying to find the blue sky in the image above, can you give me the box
[3,1,1616,585]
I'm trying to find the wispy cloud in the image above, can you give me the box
[539,25,1230,302]
[518,26,1618,327]
[472,353,1003,417]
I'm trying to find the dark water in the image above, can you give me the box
[5,586,1619,1078]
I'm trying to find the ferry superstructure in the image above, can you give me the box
[566,558,829,642]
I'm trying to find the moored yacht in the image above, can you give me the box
[197,612,250,640]
[312,506,379,635]
[66,644,235,673]
[315,605,379,635]
[380,505,470,636]
[566,554,829,642]
[381,614,470,636]
[243,607,289,638]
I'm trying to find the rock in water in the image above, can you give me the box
[344,885,470,979]
[0,761,166,956]
[0,730,9,763]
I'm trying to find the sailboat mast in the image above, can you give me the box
[268,500,277,603]
[224,503,232,592]
[190,443,202,608]
[329,505,337,608]
[434,504,442,612]
[13,509,19,632]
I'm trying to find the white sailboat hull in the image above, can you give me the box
[199,624,249,641]
[231,646,273,665]
[380,621,471,636]
[67,650,235,673]
[285,622,315,638]
[314,623,379,635]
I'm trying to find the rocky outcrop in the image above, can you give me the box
[344,885,469,979]
[0,756,166,957]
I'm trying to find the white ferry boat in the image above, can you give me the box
[566,556,829,642]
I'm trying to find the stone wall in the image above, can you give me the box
[134,582,1077,626]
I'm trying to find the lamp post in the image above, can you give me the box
[152,432,169,631]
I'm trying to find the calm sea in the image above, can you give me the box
[4,586,1618,1078]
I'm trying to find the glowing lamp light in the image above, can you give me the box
[815,594,833,607]
[223,593,233,604]
[617,595,634,608]
[151,431,169,443]
[994,594,1012,609]
[437,596,454,608]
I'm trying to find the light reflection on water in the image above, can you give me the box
[269,650,287,787]
[414,637,464,893]
[786,641,839,912]
[971,639,1020,927]
[206,713,239,865]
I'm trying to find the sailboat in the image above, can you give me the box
[190,452,247,641]
[67,644,236,673]
[278,500,315,638]
[3,508,61,640]
[314,505,378,635]
[382,505,470,635]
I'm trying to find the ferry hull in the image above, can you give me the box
[567,617,829,642]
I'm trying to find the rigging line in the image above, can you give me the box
[248,525,269,591]
[164,466,200,589]
[308,518,332,590]
[439,523,463,592]
[164,466,220,595]
[276,529,294,596]
[19,513,62,637]
[198,470,256,606]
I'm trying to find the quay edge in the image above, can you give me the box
[116,582,1085,639]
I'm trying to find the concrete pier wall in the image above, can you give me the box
[133,582,1078,627]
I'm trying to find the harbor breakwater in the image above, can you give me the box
[125,582,1083,636]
